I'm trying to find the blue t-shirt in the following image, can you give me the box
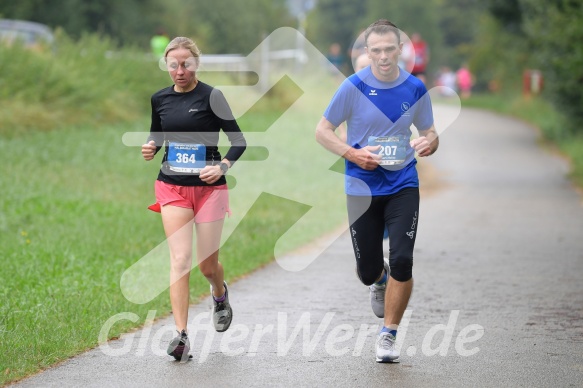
[324,67,434,196]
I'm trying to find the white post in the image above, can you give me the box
[295,11,306,73]
[260,32,270,94]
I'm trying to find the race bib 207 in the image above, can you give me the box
[368,135,407,165]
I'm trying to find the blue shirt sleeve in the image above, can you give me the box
[412,87,434,132]
[323,79,356,127]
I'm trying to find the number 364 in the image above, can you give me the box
[175,153,196,163]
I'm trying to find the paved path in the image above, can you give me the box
[12,107,583,387]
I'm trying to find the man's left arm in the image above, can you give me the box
[411,125,439,157]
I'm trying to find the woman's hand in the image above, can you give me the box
[142,140,157,161]
[199,165,224,184]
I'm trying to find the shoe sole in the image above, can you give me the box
[169,347,192,361]
[170,352,193,361]
[376,356,400,363]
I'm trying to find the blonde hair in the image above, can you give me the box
[164,37,201,66]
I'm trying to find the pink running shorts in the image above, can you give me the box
[149,180,230,223]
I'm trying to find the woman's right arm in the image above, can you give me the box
[143,97,164,161]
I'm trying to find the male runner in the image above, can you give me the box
[315,19,438,362]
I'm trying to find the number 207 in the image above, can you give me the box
[379,145,397,156]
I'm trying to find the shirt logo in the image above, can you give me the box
[401,102,411,116]
[369,89,377,96]
[188,108,198,113]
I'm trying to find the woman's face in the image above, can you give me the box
[165,47,198,91]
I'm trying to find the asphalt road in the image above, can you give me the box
[11,106,583,387]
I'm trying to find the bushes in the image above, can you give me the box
[521,0,583,135]
[0,29,169,135]
[468,13,530,93]
[468,0,583,136]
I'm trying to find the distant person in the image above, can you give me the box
[326,42,345,74]
[349,30,367,69]
[354,52,372,72]
[142,36,247,361]
[150,28,170,59]
[436,66,457,97]
[456,63,473,99]
[399,35,414,73]
[316,19,439,363]
[410,32,429,84]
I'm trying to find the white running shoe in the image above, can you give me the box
[369,258,390,318]
[376,331,400,363]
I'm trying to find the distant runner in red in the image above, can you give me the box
[410,33,429,85]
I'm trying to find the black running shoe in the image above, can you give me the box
[211,282,233,332]
[167,329,191,361]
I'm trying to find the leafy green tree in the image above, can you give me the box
[470,0,583,131]
[488,0,524,34]
[465,0,541,92]
[0,0,163,47]
[436,0,485,67]
[0,0,293,51]
[520,0,583,132]
[467,11,530,92]
[305,0,367,65]
[156,0,294,54]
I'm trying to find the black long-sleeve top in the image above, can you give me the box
[147,81,247,186]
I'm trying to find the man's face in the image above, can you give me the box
[366,31,402,82]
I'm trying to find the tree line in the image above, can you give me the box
[1,0,581,131]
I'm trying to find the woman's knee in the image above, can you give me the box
[170,253,192,275]
[198,259,218,279]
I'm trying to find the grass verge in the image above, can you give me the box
[0,101,346,385]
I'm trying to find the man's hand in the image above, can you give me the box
[412,125,439,157]
[345,145,382,170]
[316,117,383,170]
[410,137,432,157]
